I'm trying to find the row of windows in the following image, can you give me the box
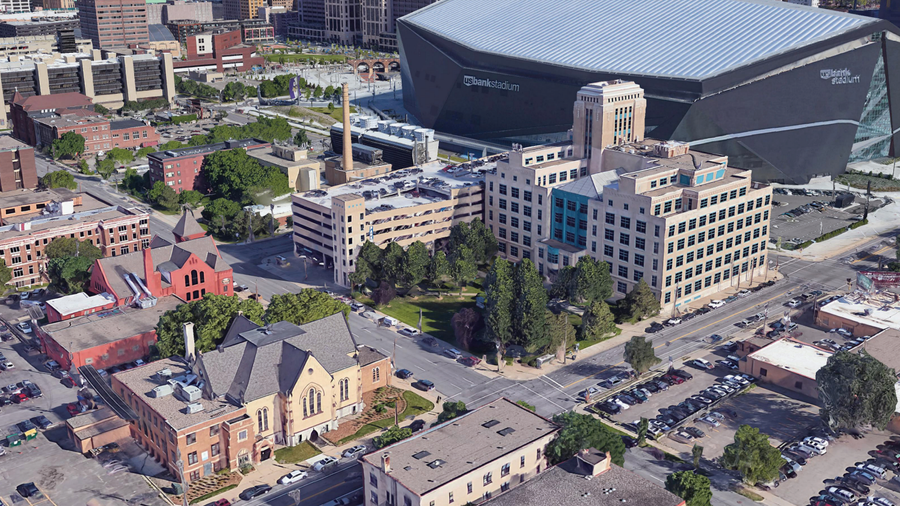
[662,243,766,286]
[662,256,765,303]
[668,206,769,237]
[667,224,768,254]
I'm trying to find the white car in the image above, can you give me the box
[398,328,420,337]
[803,436,829,448]
[16,322,32,334]
[708,300,726,309]
[782,456,802,473]
[836,328,853,338]
[737,289,751,297]
[698,416,720,427]
[667,318,682,325]
[691,358,714,370]
[723,375,749,386]
[342,445,367,458]
[1,361,13,370]
[827,487,857,503]
[869,497,895,506]
[786,299,802,308]
[279,470,308,484]
[612,398,630,410]
[312,456,338,471]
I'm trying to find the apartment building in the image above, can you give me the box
[291,160,486,287]
[0,18,80,37]
[0,189,151,288]
[295,0,434,48]
[0,52,175,129]
[0,34,92,61]
[485,80,771,314]
[112,312,388,483]
[32,115,159,156]
[0,136,37,191]
[361,398,559,506]
[173,28,266,74]
[147,138,270,193]
[145,0,213,25]
[78,0,149,49]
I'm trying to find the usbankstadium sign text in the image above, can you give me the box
[463,75,520,92]
[820,68,860,85]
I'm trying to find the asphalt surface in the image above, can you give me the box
[243,462,361,506]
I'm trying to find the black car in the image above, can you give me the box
[239,484,272,500]
[684,426,705,438]
[31,415,52,429]
[17,420,36,432]
[407,419,426,432]
[641,381,660,393]
[840,477,869,496]
[671,369,693,380]
[27,386,42,398]
[16,483,40,498]
[621,436,638,448]
[396,369,414,379]
[598,401,621,415]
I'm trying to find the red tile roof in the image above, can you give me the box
[12,92,93,112]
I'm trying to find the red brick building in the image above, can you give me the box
[78,0,149,49]
[45,292,117,323]
[0,190,151,288]
[34,116,160,156]
[173,28,266,73]
[38,295,181,373]
[172,210,207,243]
[10,92,94,147]
[89,228,234,306]
[147,138,269,193]
[0,136,37,191]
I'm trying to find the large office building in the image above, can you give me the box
[173,28,266,74]
[399,0,900,183]
[293,0,433,48]
[145,0,213,25]
[78,0,149,49]
[0,18,79,37]
[291,160,486,286]
[223,0,265,21]
[485,81,772,314]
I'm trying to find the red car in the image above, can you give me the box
[12,393,28,403]
[213,500,231,506]
[664,374,685,385]
[66,403,82,417]
[62,376,76,388]
[458,356,481,367]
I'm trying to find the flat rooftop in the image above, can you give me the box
[247,146,315,168]
[486,455,684,506]
[0,136,29,151]
[819,292,900,331]
[42,296,182,353]
[35,114,106,129]
[0,194,145,242]
[748,338,832,380]
[360,398,558,495]
[113,357,243,431]
[46,292,115,317]
[297,160,486,213]
[148,138,268,161]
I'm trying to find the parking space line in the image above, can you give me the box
[562,286,796,389]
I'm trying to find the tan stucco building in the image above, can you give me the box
[738,338,831,401]
[248,144,321,192]
[361,398,559,506]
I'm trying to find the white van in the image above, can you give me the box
[858,463,887,479]
[382,316,400,327]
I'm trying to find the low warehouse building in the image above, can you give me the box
[66,407,131,454]
[739,338,832,401]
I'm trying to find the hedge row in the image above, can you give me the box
[798,218,869,249]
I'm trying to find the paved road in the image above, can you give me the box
[244,461,361,506]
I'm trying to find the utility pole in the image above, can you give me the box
[562,313,568,365]
[176,449,189,506]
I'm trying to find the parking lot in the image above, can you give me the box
[0,331,166,505]
[770,188,883,246]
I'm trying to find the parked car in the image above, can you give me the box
[312,456,338,472]
[672,369,693,380]
[836,328,853,338]
[414,379,435,391]
[667,318,682,326]
[17,420,36,432]
[213,500,231,506]
[350,302,365,311]
[398,328,420,337]
[396,369,414,379]
[239,484,272,500]
[443,348,463,359]
[31,416,52,429]
[857,463,885,479]
[621,435,638,448]
[16,483,40,498]
[826,487,857,504]
[11,393,27,404]
[708,300,726,309]
[737,289,751,297]
[698,416,720,427]
[870,497,896,506]
[716,359,738,370]
[786,299,802,308]
[684,426,705,438]
[407,420,426,432]
[342,445,368,459]
[15,322,31,334]
[422,336,439,347]
[691,359,714,370]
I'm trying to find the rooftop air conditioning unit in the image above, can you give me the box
[180,385,202,402]
[156,368,172,379]
[185,403,204,414]
[152,384,174,398]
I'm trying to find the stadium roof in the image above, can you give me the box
[401,0,876,79]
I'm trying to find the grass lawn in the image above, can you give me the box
[264,53,348,63]
[337,391,434,445]
[309,106,358,122]
[273,441,321,464]
[356,292,478,342]
[836,173,900,191]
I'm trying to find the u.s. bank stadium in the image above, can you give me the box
[397,0,900,183]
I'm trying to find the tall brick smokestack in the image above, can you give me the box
[343,83,352,172]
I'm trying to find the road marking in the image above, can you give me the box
[462,384,517,406]
[519,383,567,410]
[562,286,796,389]
[851,245,892,264]
[541,375,567,391]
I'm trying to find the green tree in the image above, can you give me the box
[123,167,147,192]
[549,266,575,299]
[265,289,349,324]
[77,159,91,174]
[47,256,94,294]
[136,146,156,159]
[357,241,384,281]
[620,278,661,321]
[427,251,449,287]
[381,241,405,283]
[665,471,712,506]
[178,190,203,206]
[448,219,497,265]
[692,444,703,469]
[221,81,248,101]
[40,170,76,190]
[436,401,467,423]
[546,311,573,355]
[96,157,116,179]
[545,412,626,466]
[313,85,323,98]
[375,425,412,448]
[155,295,265,358]
[573,256,612,304]
[372,280,397,306]
[203,148,291,201]
[721,425,785,484]
[202,198,242,224]
[294,130,309,147]
[623,335,660,374]
[637,417,649,445]
[148,181,179,210]
[106,148,134,164]
[160,140,184,151]
[404,241,430,287]
[581,301,617,341]
[450,246,477,295]
[188,135,209,147]
[94,103,109,115]
[514,259,548,353]
[44,237,102,261]
[0,262,11,289]
[817,350,898,430]
[52,131,85,160]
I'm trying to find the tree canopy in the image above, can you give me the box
[44,237,102,262]
[484,259,550,353]
[817,350,898,430]
[52,131,85,160]
[447,219,497,265]
[436,401,467,423]
[665,471,712,506]
[623,335,660,374]
[0,262,11,289]
[155,295,265,358]
[106,148,134,165]
[147,181,180,211]
[47,256,94,294]
[40,170,76,190]
[264,289,350,324]
[581,301,617,342]
[203,148,291,202]
[721,425,785,484]
[620,278,661,321]
[545,411,626,466]
[375,425,412,448]
[485,259,515,349]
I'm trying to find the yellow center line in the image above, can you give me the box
[562,287,796,389]
[851,245,892,264]
[296,481,349,505]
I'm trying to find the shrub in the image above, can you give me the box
[240,465,254,475]
[849,218,868,230]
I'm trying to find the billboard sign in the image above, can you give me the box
[289,77,298,100]
[858,271,900,290]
